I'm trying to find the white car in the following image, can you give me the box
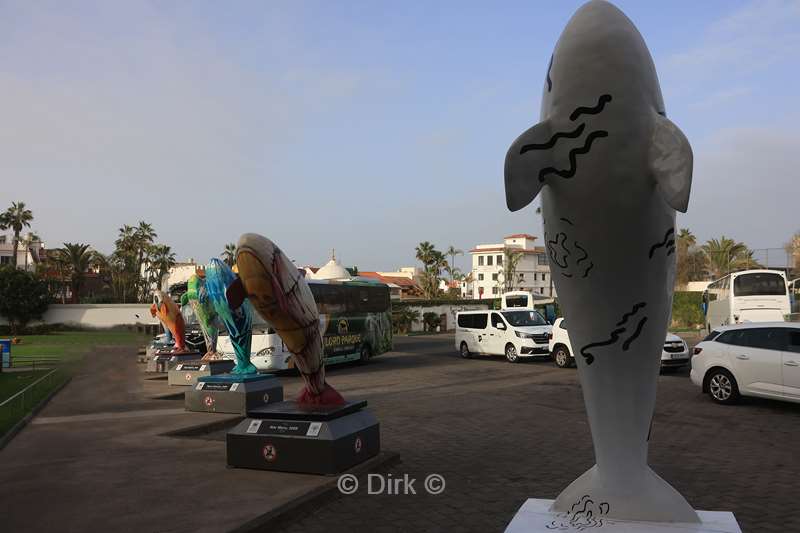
[455,309,552,363]
[690,322,800,405]
[548,318,690,369]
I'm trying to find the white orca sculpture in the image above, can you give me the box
[505,0,698,524]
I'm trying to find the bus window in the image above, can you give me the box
[505,295,528,308]
[733,272,786,297]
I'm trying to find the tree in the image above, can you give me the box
[62,243,93,303]
[785,231,800,276]
[222,243,237,267]
[0,201,34,268]
[422,311,441,332]
[346,266,359,276]
[702,237,750,279]
[676,228,701,287]
[147,244,176,292]
[501,249,524,292]
[0,266,49,334]
[444,246,463,280]
[415,242,447,299]
[392,307,420,334]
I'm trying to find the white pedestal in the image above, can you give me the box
[505,499,741,533]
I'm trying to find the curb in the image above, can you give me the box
[0,375,73,451]
[229,451,402,533]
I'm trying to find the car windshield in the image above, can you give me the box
[501,310,547,327]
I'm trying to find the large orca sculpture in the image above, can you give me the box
[505,0,697,523]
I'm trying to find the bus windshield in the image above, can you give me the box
[733,273,786,297]
[502,310,547,327]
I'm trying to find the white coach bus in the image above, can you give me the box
[702,269,790,333]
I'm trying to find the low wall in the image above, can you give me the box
[0,304,159,329]
[400,303,491,332]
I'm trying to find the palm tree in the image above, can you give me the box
[62,243,93,303]
[444,245,463,280]
[702,237,748,279]
[0,201,34,268]
[134,222,157,301]
[148,244,176,291]
[19,232,40,271]
[222,243,237,267]
[415,241,435,267]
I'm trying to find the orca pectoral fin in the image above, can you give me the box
[504,120,553,212]
[226,277,247,310]
[650,113,693,213]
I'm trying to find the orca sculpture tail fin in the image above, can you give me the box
[551,464,700,523]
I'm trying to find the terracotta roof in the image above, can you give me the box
[469,247,545,254]
[359,271,420,288]
[504,233,538,240]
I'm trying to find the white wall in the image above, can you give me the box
[0,304,159,328]
[402,303,491,332]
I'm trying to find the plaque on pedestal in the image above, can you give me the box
[504,499,741,533]
[167,359,235,386]
[226,400,379,475]
[185,374,284,414]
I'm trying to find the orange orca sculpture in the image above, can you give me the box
[150,290,187,352]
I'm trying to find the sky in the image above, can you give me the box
[2,0,798,273]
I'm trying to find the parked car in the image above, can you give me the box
[455,309,552,363]
[690,322,800,405]
[548,318,690,369]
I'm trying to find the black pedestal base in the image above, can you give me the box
[226,400,380,475]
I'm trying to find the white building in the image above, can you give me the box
[464,234,555,300]
[0,233,45,272]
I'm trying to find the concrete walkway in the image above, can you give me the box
[0,345,373,533]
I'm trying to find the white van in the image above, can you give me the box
[455,309,552,363]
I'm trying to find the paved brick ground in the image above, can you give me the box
[268,335,800,533]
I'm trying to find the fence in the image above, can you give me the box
[0,363,73,439]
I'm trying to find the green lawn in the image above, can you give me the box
[1,330,149,437]
[7,330,149,364]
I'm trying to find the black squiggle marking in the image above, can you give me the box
[538,131,608,182]
[580,327,626,365]
[547,232,570,268]
[616,302,647,326]
[570,94,612,121]
[560,217,574,226]
[520,123,585,154]
[574,242,588,265]
[667,247,675,256]
[622,317,648,351]
[562,273,573,278]
[546,54,553,92]
[582,262,594,278]
[649,228,675,258]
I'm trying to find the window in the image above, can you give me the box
[497,255,503,265]
[491,312,505,329]
[478,256,484,266]
[504,295,528,308]
[787,330,800,354]
[534,273,537,281]
[704,330,721,342]
[733,273,787,296]
[542,273,547,281]
[491,287,498,295]
[0,256,9,265]
[478,274,484,281]
[487,256,493,266]
[492,273,498,281]
[518,273,525,280]
[459,313,488,329]
[502,310,547,326]
[537,253,547,265]
[717,328,786,350]
[540,288,544,294]
[310,284,389,314]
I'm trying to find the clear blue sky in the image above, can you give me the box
[2,0,798,272]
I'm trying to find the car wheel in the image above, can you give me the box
[553,345,571,368]
[460,342,471,359]
[359,344,371,364]
[706,368,740,405]
[505,344,519,363]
